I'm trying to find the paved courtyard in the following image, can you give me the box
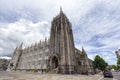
[0,71,103,80]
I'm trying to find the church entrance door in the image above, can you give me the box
[52,56,58,69]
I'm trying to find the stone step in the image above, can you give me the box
[47,68,58,74]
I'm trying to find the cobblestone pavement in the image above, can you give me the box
[0,71,103,80]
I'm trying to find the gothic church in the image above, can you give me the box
[8,9,94,74]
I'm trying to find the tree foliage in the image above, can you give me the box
[112,65,118,70]
[117,58,120,65]
[117,58,120,70]
[93,55,108,71]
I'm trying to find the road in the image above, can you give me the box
[102,71,120,80]
[0,71,102,80]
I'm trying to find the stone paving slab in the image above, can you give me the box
[0,71,103,80]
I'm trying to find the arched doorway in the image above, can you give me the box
[78,61,81,66]
[51,56,58,69]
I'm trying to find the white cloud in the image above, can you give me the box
[0,18,50,56]
[71,0,120,65]
[0,56,11,60]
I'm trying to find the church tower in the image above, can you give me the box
[49,8,76,74]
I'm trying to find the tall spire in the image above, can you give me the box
[82,47,85,53]
[82,46,84,51]
[60,6,63,13]
[19,42,23,49]
[82,47,87,56]
[15,45,18,50]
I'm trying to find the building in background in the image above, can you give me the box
[0,59,10,71]
[115,49,120,59]
[8,9,94,74]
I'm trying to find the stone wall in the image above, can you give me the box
[75,48,94,74]
[17,40,50,71]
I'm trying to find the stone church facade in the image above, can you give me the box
[8,9,94,74]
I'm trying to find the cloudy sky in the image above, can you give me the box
[0,0,120,65]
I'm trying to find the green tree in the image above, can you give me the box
[117,58,120,70]
[93,55,108,71]
[112,65,118,70]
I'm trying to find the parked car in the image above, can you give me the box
[103,70,113,78]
